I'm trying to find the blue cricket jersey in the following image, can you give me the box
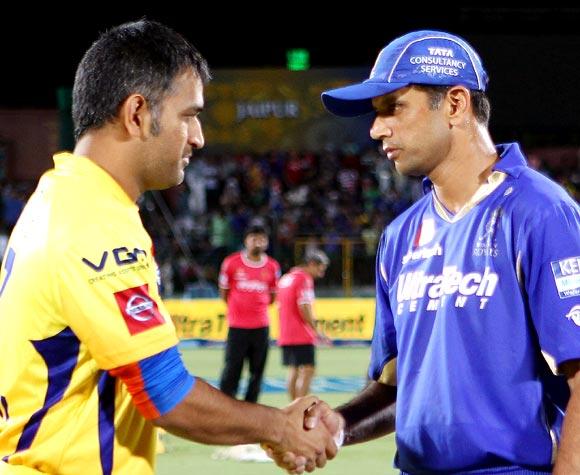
[369,143,580,473]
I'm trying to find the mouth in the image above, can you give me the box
[182,155,191,166]
[383,146,400,161]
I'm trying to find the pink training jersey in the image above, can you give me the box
[277,267,317,345]
[219,251,280,328]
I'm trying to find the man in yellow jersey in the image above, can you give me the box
[0,20,335,475]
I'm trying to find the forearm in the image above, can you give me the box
[554,365,580,473]
[219,288,229,303]
[154,378,284,446]
[299,303,317,331]
[336,380,397,445]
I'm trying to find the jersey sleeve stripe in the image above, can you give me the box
[109,346,195,420]
[109,362,160,419]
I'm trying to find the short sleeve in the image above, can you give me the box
[297,274,314,305]
[58,233,177,370]
[270,260,282,292]
[521,201,580,366]
[218,256,231,289]
[369,231,398,380]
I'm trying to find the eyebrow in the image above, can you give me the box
[373,98,396,110]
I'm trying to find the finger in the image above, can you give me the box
[294,455,307,467]
[289,465,305,475]
[282,452,297,466]
[325,437,338,460]
[315,451,327,468]
[260,444,274,459]
[305,459,316,473]
[289,456,307,475]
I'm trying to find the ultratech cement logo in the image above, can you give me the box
[396,266,498,315]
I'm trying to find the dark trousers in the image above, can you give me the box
[219,326,269,403]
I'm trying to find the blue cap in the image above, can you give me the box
[321,30,488,117]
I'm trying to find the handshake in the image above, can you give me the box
[263,395,345,474]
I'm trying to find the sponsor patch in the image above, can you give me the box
[551,256,580,299]
[114,284,164,334]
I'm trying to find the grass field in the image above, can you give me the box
[156,345,398,475]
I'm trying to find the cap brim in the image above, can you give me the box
[321,81,409,117]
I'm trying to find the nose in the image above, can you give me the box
[370,116,393,141]
[189,117,205,149]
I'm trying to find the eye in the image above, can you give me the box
[390,102,403,113]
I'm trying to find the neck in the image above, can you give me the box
[74,130,142,202]
[429,125,497,213]
[302,265,317,278]
[245,250,263,262]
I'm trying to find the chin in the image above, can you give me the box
[153,176,183,191]
[395,162,422,178]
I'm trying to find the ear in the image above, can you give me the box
[446,86,471,126]
[119,94,153,139]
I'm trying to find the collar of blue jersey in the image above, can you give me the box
[422,142,528,194]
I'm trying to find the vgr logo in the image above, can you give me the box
[565,305,580,327]
[82,247,147,272]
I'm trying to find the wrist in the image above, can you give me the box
[333,413,346,448]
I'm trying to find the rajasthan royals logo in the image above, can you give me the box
[473,208,502,257]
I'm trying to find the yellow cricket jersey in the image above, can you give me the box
[0,153,178,474]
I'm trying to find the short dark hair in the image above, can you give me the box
[244,224,269,238]
[415,85,491,127]
[72,19,211,140]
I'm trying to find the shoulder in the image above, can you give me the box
[495,142,578,217]
[222,252,241,267]
[509,168,578,219]
[292,267,309,282]
[267,256,281,271]
[16,175,146,260]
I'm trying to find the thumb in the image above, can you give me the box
[303,400,329,430]
[291,394,320,412]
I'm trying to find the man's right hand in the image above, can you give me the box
[265,398,344,474]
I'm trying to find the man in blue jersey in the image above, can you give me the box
[268,30,580,474]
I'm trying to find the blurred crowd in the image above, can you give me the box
[1,147,579,297]
[141,147,423,296]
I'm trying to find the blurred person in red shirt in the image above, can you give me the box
[218,223,281,402]
[277,250,330,400]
